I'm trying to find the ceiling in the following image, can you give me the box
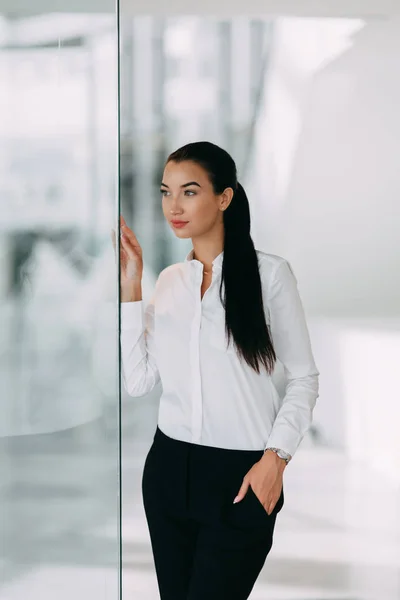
[0,0,398,17]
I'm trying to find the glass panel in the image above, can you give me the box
[0,8,120,600]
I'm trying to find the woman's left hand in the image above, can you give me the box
[233,450,286,515]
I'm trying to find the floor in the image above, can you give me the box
[1,387,400,600]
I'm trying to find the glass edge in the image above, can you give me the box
[116,0,122,597]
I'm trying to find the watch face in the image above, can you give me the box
[277,450,289,460]
[265,447,290,462]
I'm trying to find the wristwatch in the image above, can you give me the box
[264,447,292,464]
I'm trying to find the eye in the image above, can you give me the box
[160,189,169,196]
[184,190,196,196]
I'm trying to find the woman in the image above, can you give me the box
[117,141,319,600]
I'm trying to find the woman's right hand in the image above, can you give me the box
[111,215,143,298]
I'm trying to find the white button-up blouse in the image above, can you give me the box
[120,249,320,457]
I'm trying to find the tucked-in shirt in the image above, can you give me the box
[120,249,319,457]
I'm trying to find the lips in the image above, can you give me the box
[171,220,189,229]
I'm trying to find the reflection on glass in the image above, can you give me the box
[0,11,119,600]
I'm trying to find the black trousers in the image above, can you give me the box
[142,426,284,600]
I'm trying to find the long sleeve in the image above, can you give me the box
[265,260,320,457]
[120,294,160,397]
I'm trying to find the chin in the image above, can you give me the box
[174,232,192,240]
[173,229,192,239]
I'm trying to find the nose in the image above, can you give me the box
[169,196,183,215]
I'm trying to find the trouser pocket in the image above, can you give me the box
[222,453,284,531]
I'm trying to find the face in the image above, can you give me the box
[161,160,233,240]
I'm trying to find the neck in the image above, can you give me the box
[191,233,224,272]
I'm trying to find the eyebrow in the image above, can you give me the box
[160,181,201,189]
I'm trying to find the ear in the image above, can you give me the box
[219,187,234,211]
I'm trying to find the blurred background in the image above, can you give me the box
[1,1,400,599]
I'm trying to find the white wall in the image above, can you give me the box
[249,16,400,483]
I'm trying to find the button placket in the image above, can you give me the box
[190,266,204,443]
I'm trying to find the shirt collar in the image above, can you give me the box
[184,248,224,271]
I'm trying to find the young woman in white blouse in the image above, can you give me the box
[118,141,319,600]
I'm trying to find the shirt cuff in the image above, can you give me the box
[120,300,144,329]
[264,426,301,459]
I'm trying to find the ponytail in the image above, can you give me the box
[221,182,276,374]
